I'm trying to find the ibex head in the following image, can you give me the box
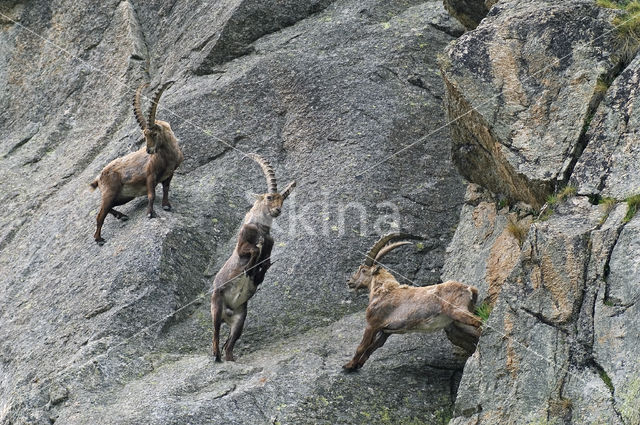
[347,233,418,291]
[133,81,175,155]
[247,153,296,218]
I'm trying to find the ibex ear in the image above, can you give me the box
[281,181,296,200]
[371,265,381,274]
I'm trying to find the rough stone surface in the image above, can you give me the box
[441,0,622,208]
[0,0,468,423]
[442,0,495,30]
[572,52,640,200]
[450,198,612,425]
[442,1,640,424]
[593,214,640,425]
[441,183,530,305]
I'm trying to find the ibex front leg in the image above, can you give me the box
[211,289,224,362]
[355,331,389,369]
[343,325,379,371]
[146,174,157,218]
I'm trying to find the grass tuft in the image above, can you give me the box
[475,302,493,323]
[597,0,640,61]
[598,197,617,224]
[623,193,640,222]
[507,216,529,247]
[557,185,577,201]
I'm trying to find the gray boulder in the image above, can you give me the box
[441,0,622,208]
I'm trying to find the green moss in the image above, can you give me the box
[595,77,611,94]
[598,368,615,392]
[475,302,493,323]
[582,111,595,134]
[620,375,640,424]
[623,193,640,222]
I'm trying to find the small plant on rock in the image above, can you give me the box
[597,0,640,62]
[623,193,640,222]
[506,216,528,247]
[475,302,493,323]
[598,196,617,224]
[557,185,577,201]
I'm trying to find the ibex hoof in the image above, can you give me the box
[147,212,156,219]
[162,205,172,211]
[95,238,106,246]
[342,364,359,373]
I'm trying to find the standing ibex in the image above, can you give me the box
[89,82,184,244]
[211,154,295,362]
[343,233,482,371]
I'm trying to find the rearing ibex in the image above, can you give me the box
[89,82,184,244]
[211,154,296,362]
[343,233,482,371]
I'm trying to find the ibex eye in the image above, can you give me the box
[266,196,272,200]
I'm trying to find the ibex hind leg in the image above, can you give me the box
[161,174,173,211]
[94,193,119,244]
[110,197,134,221]
[224,306,247,362]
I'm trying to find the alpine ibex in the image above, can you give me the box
[211,154,296,362]
[343,233,482,371]
[89,82,184,244]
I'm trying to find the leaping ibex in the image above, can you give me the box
[343,233,482,371]
[211,154,296,362]
[89,82,184,244]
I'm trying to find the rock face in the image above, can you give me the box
[572,53,640,200]
[441,0,496,30]
[3,0,640,423]
[440,0,622,209]
[441,1,640,424]
[0,0,469,423]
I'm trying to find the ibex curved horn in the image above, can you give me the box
[248,153,278,193]
[147,81,175,127]
[375,241,413,262]
[364,233,422,267]
[280,181,296,200]
[133,83,149,130]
